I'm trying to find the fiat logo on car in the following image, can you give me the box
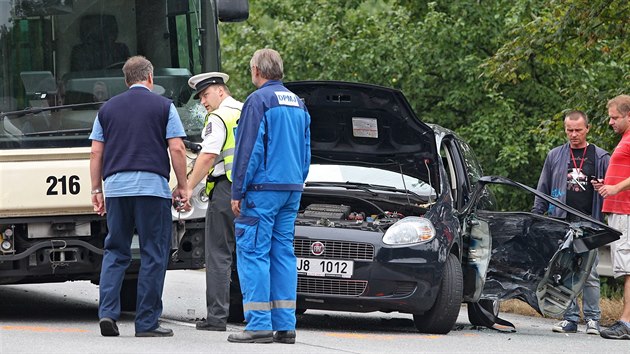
[310,241,325,256]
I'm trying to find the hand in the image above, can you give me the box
[92,193,106,216]
[231,199,241,217]
[172,186,190,211]
[597,184,619,198]
[173,197,186,212]
[180,186,193,212]
[590,178,604,192]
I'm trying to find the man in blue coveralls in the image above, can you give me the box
[228,48,311,344]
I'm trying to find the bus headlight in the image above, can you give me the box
[1,240,12,251]
[1,228,14,252]
[383,217,435,245]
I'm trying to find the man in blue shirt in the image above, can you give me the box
[89,55,189,337]
[228,48,311,344]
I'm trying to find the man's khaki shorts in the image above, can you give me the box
[608,213,630,278]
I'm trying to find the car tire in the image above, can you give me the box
[467,299,499,326]
[413,253,463,334]
[120,278,138,312]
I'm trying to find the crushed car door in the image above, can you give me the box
[462,175,620,319]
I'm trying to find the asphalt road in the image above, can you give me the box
[1,270,628,353]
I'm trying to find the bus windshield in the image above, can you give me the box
[0,0,221,149]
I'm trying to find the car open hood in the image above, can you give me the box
[285,81,438,180]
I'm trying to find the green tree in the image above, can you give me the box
[219,0,630,210]
[484,0,630,152]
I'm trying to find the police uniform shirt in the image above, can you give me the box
[200,113,227,177]
[199,96,242,177]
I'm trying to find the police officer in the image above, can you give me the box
[228,49,311,344]
[186,72,243,331]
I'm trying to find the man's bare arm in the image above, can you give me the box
[89,140,105,216]
[168,137,190,203]
[596,176,630,198]
[187,152,218,190]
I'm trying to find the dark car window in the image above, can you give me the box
[441,138,472,210]
[440,144,458,204]
[457,139,483,190]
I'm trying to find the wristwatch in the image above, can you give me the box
[91,188,103,194]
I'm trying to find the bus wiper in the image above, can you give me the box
[1,101,105,117]
[183,140,202,153]
[22,128,93,136]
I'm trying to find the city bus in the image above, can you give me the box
[0,0,248,310]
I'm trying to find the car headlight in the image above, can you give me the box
[382,217,435,245]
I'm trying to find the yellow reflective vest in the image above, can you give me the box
[204,105,240,195]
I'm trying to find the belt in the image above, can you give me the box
[207,174,229,183]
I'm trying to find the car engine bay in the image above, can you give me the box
[295,193,430,232]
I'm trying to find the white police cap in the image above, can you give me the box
[188,72,229,99]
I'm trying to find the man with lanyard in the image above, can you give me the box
[185,72,243,332]
[532,110,609,335]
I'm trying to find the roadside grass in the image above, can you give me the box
[500,277,624,327]
[500,298,623,326]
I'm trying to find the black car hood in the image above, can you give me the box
[285,81,438,180]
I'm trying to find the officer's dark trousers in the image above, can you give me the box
[203,178,236,325]
[98,196,172,333]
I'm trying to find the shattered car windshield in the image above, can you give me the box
[305,164,436,197]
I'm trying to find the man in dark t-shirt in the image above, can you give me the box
[566,142,596,215]
[532,110,610,335]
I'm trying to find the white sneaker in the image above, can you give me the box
[586,319,600,335]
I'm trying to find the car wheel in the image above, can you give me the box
[467,299,499,326]
[413,253,463,334]
[120,278,138,312]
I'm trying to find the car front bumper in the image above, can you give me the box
[294,225,448,315]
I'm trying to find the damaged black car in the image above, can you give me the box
[263,81,620,334]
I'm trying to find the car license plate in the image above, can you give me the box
[296,257,353,278]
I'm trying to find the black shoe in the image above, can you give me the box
[196,321,226,331]
[600,321,630,340]
[135,326,174,337]
[99,318,119,337]
[273,330,296,344]
[227,330,273,343]
[551,320,577,333]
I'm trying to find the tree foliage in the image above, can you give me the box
[219,0,630,210]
